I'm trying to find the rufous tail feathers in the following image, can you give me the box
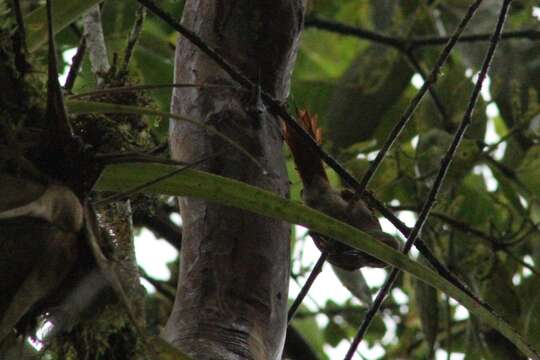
[284,110,328,185]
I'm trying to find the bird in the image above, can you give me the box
[284,110,399,270]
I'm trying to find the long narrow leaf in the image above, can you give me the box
[95,162,539,359]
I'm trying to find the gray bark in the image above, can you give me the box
[164,1,305,359]
[83,5,110,85]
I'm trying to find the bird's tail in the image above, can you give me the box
[284,110,328,185]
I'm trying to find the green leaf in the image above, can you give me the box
[101,1,139,41]
[489,161,526,214]
[95,162,539,359]
[323,320,346,347]
[291,314,326,356]
[464,324,487,360]
[483,330,527,360]
[25,0,104,52]
[526,293,540,351]
[416,129,480,191]
[481,261,522,328]
[517,145,540,197]
[133,34,174,115]
[414,257,439,356]
[416,59,487,140]
[450,173,495,227]
[479,259,524,359]
[324,48,413,151]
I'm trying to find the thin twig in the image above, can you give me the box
[291,272,366,359]
[404,50,450,128]
[120,5,146,76]
[68,83,241,99]
[287,251,328,323]
[10,0,25,48]
[357,0,484,194]
[295,306,364,319]
[133,209,182,251]
[139,268,175,301]
[294,302,399,320]
[64,36,87,91]
[94,143,168,162]
[94,152,188,166]
[409,29,540,49]
[505,251,540,277]
[148,142,168,155]
[483,154,529,193]
[390,205,540,275]
[345,1,513,358]
[69,23,83,38]
[390,205,494,240]
[305,15,406,50]
[137,0,482,315]
[305,15,540,51]
[505,221,540,247]
[10,0,29,74]
[361,197,480,304]
[93,153,218,206]
[480,125,524,155]
[76,101,268,173]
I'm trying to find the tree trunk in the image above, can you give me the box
[164,1,305,359]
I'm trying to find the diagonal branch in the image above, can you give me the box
[505,251,540,277]
[139,267,176,301]
[10,0,30,74]
[119,5,146,77]
[10,0,26,48]
[391,205,540,276]
[287,251,327,323]
[344,1,515,358]
[305,15,406,50]
[305,15,540,51]
[362,190,476,296]
[68,83,240,99]
[404,50,450,128]
[133,209,182,251]
[64,35,87,91]
[409,29,540,49]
